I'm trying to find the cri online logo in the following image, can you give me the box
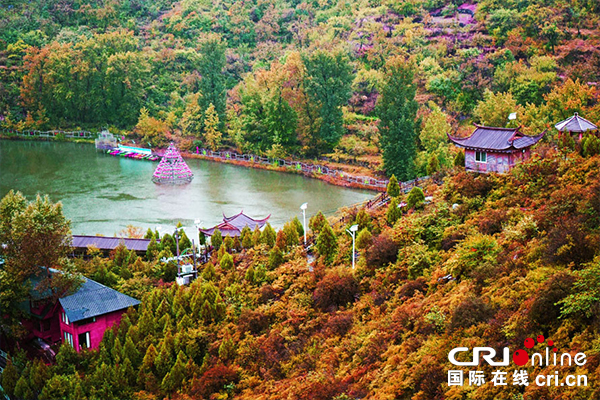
[449,335,587,367]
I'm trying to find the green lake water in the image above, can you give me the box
[0,140,374,237]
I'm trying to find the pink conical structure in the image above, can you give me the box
[152,143,194,184]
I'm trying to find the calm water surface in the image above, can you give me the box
[0,140,374,236]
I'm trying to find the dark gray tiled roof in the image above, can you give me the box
[448,125,545,152]
[72,235,156,252]
[555,113,597,132]
[59,277,140,322]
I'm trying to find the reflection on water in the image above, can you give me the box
[0,140,374,236]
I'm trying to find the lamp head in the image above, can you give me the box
[350,224,359,232]
[300,202,308,210]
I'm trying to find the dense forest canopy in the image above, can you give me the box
[2,0,600,175]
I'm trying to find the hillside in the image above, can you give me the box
[2,0,600,176]
[1,149,600,399]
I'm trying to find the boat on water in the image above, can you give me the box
[106,145,159,161]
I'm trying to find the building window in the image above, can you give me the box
[64,331,74,347]
[76,316,96,326]
[475,151,487,163]
[61,312,70,325]
[78,332,91,350]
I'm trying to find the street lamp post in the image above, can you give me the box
[300,203,308,245]
[194,219,202,254]
[346,224,359,270]
[174,227,181,275]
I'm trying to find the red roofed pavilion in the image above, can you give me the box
[200,211,270,237]
[448,125,545,173]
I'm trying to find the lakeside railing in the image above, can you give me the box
[1,128,96,139]
[192,147,429,191]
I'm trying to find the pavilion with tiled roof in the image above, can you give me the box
[448,124,545,173]
[555,112,597,141]
[200,211,270,237]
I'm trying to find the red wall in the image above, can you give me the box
[465,149,530,173]
[22,302,62,344]
[58,306,125,352]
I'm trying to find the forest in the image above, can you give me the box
[2,0,600,178]
[2,0,600,399]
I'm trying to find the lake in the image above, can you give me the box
[0,140,374,238]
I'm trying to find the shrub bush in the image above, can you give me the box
[323,311,354,336]
[238,309,271,334]
[449,296,494,331]
[407,187,425,209]
[365,232,399,268]
[191,365,239,398]
[397,277,428,299]
[477,209,507,235]
[313,271,359,312]
[529,272,575,330]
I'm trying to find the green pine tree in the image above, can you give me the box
[377,57,419,181]
[242,229,253,249]
[198,36,226,132]
[386,198,402,226]
[211,228,223,250]
[283,221,299,248]
[303,50,353,154]
[260,223,276,247]
[252,226,261,246]
[203,103,222,151]
[387,175,401,197]
[1,358,18,398]
[292,216,304,239]
[202,262,217,281]
[146,237,159,260]
[161,351,188,392]
[220,252,234,271]
[316,222,338,265]
[178,230,192,252]
[269,245,284,270]
[407,187,425,209]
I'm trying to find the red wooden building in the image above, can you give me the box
[448,125,545,173]
[22,270,140,352]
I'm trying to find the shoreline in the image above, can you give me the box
[0,134,388,193]
[178,150,386,193]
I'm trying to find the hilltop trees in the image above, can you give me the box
[198,36,227,132]
[377,57,419,181]
[239,59,300,154]
[20,31,149,127]
[303,50,353,154]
